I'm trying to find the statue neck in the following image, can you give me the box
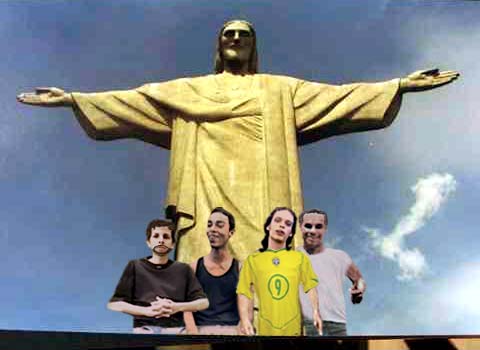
[222,60,250,75]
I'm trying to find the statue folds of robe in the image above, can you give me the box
[71,74,402,262]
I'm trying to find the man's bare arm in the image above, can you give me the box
[182,260,200,333]
[107,300,171,318]
[346,263,366,304]
[155,297,209,315]
[183,312,199,334]
[237,293,255,335]
[306,287,323,335]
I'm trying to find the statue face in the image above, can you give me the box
[301,213,327,249]
[220,21,253,64]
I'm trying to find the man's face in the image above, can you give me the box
[146,226,174,255]
[301,213,327,249]
[220,21,253,64]
[267,210,294,245]
[207,211,233,249]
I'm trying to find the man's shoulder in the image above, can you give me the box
[278,249,309,264]
[170,260,192,270]
[287,249,307,257]
[129,257,147,265]
[246,250,263,259]
[298,247,350,259]
[327,247,350,257]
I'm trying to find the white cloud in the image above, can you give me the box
[365,173,457,281]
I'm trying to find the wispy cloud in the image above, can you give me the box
[365,173,457,281]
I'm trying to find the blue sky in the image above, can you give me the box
[1,0,479,334]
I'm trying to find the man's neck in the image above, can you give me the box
[268,240,287,251]
[304,243,325,255]
[207,247,231,263]
[149,254,169,265]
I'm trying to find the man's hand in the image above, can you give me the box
[350,279,366,304]
[238,319,255,336]
[313,310,323,336]
[149,297,174,318]
[17,87,73,107]
[400,68,459,93]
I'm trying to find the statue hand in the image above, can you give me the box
[400,68,459,92]
[17,87,73,107]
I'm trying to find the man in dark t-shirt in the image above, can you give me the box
[183,207,241,335]
[107,219,208,334]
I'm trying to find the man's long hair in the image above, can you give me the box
[214,20,258,74]
[259,207,297,252]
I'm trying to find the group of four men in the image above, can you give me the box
[107,207,366,336]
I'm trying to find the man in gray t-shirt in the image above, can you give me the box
[298,209,366,336]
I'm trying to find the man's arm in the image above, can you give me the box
[306,288,323,335]
[162,297,209,315]
[183,312,199,334]
[237,262,255,325]
[346,263,366,304]
[237,293,255,335]
[183,259,200,334]
[107,300,172,318]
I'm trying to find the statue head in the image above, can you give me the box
[214,20,258,74]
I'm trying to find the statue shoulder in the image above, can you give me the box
[137,75,213,94]
[256,73,304,92]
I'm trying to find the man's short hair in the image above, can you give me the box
[145,219,176,242]
[260,207,297,252]
[211,207,236,231]
[299,209,328,226]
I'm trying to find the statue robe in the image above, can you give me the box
[71,74,401,262]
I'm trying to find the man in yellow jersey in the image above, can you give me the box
[237,207,322,336]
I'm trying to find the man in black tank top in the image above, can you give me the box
[184,207,241,335]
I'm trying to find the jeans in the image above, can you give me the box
[304,319,347,336]
[197,325,238,335]
[133,326,185,334]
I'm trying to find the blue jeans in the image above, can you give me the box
[304,319,347,336]
[133,326,185,334]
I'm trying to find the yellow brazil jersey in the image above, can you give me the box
[237,249,318,336]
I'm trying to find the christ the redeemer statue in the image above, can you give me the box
[17,20,459,262]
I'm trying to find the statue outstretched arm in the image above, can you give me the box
[17,85,173,148]
[399,68,460,93]
[17,87,73,107]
